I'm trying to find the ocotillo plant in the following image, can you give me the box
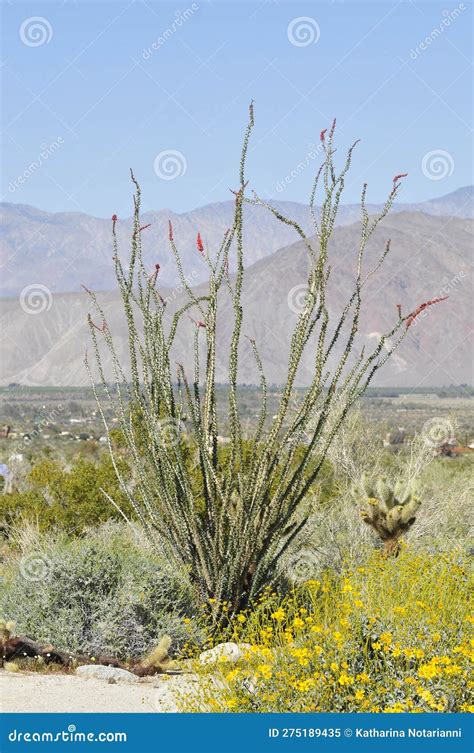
[358,475,422,555]
[85,105,446,616]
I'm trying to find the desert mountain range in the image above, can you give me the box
[1,188,472,387]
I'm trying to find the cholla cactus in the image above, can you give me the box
[85,104,442,616]
[359,475,421,554]
[0,619,15,639]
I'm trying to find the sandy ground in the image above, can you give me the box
[0,670,162,713]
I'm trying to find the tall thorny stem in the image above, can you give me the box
[85,105,439,618]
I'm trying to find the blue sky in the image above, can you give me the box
[1,0,472,217]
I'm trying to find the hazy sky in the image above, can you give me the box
[1,0,472,216]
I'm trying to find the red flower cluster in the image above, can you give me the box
[393,173,408,184]
[197,232,204,254]
[139,223,151,233]
[149,263,160,285]
[320,128,327,142]
[111,214,117,222]
[168,221,174,242]
[406,296,448,328]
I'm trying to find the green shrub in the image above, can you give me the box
[0,455,134,535]
[0,522,201,659]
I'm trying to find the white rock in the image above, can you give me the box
[75,665,138,683]
[199,642,251,666]
[153,673,224,712]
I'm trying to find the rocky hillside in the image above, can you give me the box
[1,211,472,387]
[1,187,472,295]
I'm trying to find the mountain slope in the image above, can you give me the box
[1,187,472,296]
[1,211,472,388]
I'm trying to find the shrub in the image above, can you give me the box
[197,549,472,712]
[0,454,133,535]
[85,105,446,616]
[0,522,201,659]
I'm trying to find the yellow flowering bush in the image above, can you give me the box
[196,549,472,712]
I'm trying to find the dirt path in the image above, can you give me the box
[0,670,162,713]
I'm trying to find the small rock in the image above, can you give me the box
[75,665,138,683]
[199,642,251,666]
[153,673,223,712]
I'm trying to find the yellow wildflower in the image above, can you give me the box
[338,673,354,686]
[418,663,441,680]
[271,608,285,622]
[257,664,272,680]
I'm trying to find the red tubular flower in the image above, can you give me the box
[112,214,117,222]
[197,232,204,254]
[406,296,448,328]
[139,223,151,233]
[148,263,161,285]
[393,173,408,184]
[320,128,327,142]
[168,221,174,242]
